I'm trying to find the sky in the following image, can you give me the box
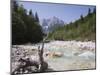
[18,1,95,24]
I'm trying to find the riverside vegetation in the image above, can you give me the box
[48,8,96,41]
[12,0,96,44]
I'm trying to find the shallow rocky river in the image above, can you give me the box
[11,41,96,72]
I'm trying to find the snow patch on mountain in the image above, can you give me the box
[41,16,65,33]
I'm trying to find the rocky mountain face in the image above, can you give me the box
[42,16,65,33]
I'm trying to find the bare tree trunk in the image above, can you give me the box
[38,39,45,71]
[38,37,48,72]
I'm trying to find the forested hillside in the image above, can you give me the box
[48,8,96,41]
[12,1,43,44]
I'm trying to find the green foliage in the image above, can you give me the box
[12,0,43,44]
[48,9,96,41]
[12,0,18,12]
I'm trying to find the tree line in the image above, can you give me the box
[12,0,44,44]
[48,8,96,41]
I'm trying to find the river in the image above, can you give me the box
[11,41,96,72]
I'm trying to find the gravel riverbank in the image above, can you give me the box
[11,40,96,72]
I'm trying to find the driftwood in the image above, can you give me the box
[38,38,48,72]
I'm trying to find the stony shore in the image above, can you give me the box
[11,40,96,72]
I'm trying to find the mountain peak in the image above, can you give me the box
[42,16,65,33]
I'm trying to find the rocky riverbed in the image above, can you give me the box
[11,41,96,73]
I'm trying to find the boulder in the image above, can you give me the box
[45,51,63,58]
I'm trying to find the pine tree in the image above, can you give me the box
[80,14,84,22]
[12,0,43,44]
[29,9,32,16]
[35,12,39,22]
[93,7,96,13]
[12,0,18,12]
[88,8,91,15]
[29,9,35,20]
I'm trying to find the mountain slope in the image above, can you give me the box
[48,12,96,41]
[42,16,65,33]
